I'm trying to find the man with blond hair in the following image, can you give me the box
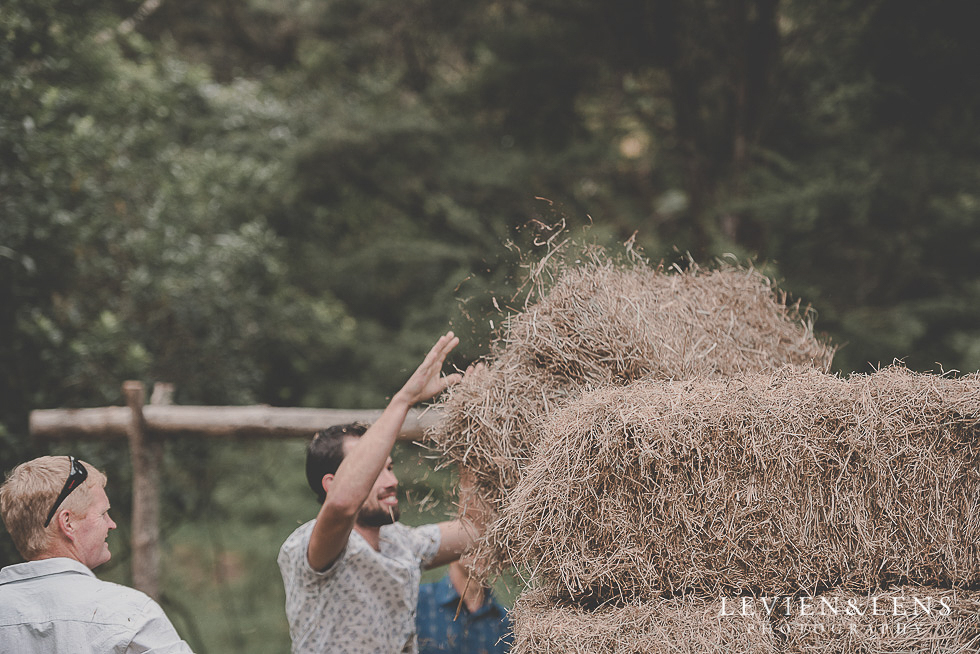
[0,455,194,653]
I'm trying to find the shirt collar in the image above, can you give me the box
[435,574,461,607]
[0,557,94,586]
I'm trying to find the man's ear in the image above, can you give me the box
[321,474,335,497]
[55,510,75,542]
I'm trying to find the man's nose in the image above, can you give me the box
[382,469,398,488]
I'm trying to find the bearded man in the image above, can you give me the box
[277,332,483,654]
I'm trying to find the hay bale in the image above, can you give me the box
[778,588,980,653]
[511,588,778,654]
[488,366,980,600]
[431,260,834,513]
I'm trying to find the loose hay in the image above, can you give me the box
[778,587,980,653]
[488,366,980,600]
[511,588,778,654]
[431,259,834,517]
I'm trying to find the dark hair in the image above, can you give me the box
[305,423,368,503]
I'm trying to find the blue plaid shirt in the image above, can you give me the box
[416,575,512,654]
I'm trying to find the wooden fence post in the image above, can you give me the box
[124,380,162,600]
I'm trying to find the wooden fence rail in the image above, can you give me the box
[30,403,440,441]
[28,381,442,599]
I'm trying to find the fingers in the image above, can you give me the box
[399,332,462,403]
[463,362,485,379]
[411,333,456,380]
[442,372,463,388]
[438,331,458,350]
[439,360,482,393]
[421,337,489,391]
[439,334,460,364]
[423,331,459,371]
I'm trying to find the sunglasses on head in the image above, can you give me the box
[43,455,89,528]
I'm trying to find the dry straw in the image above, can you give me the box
[488,366,980,601]
[778,588,980,653]
[511,587,778,654]
[429,255,834,517]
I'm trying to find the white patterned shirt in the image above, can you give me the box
[278,520,441,654]
[0,557,194,654]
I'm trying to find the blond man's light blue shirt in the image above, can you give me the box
[0,557,194,654]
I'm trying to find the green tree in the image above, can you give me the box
[0,0,354,564]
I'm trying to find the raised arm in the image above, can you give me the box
[307,332,461,571]
[428,466,491,569]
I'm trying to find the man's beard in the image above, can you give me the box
[356,504,399,528]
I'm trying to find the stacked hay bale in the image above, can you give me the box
[433,252,980,651]
[511,589,778,654]
[429,256,835,652]
[491,367,980,600]
[777,588,980,653]
[431,258,835,517]
[490,367,980,652]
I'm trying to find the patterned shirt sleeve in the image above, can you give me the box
[406,523,442,568]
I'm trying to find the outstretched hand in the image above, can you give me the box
[394,331,462,405]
